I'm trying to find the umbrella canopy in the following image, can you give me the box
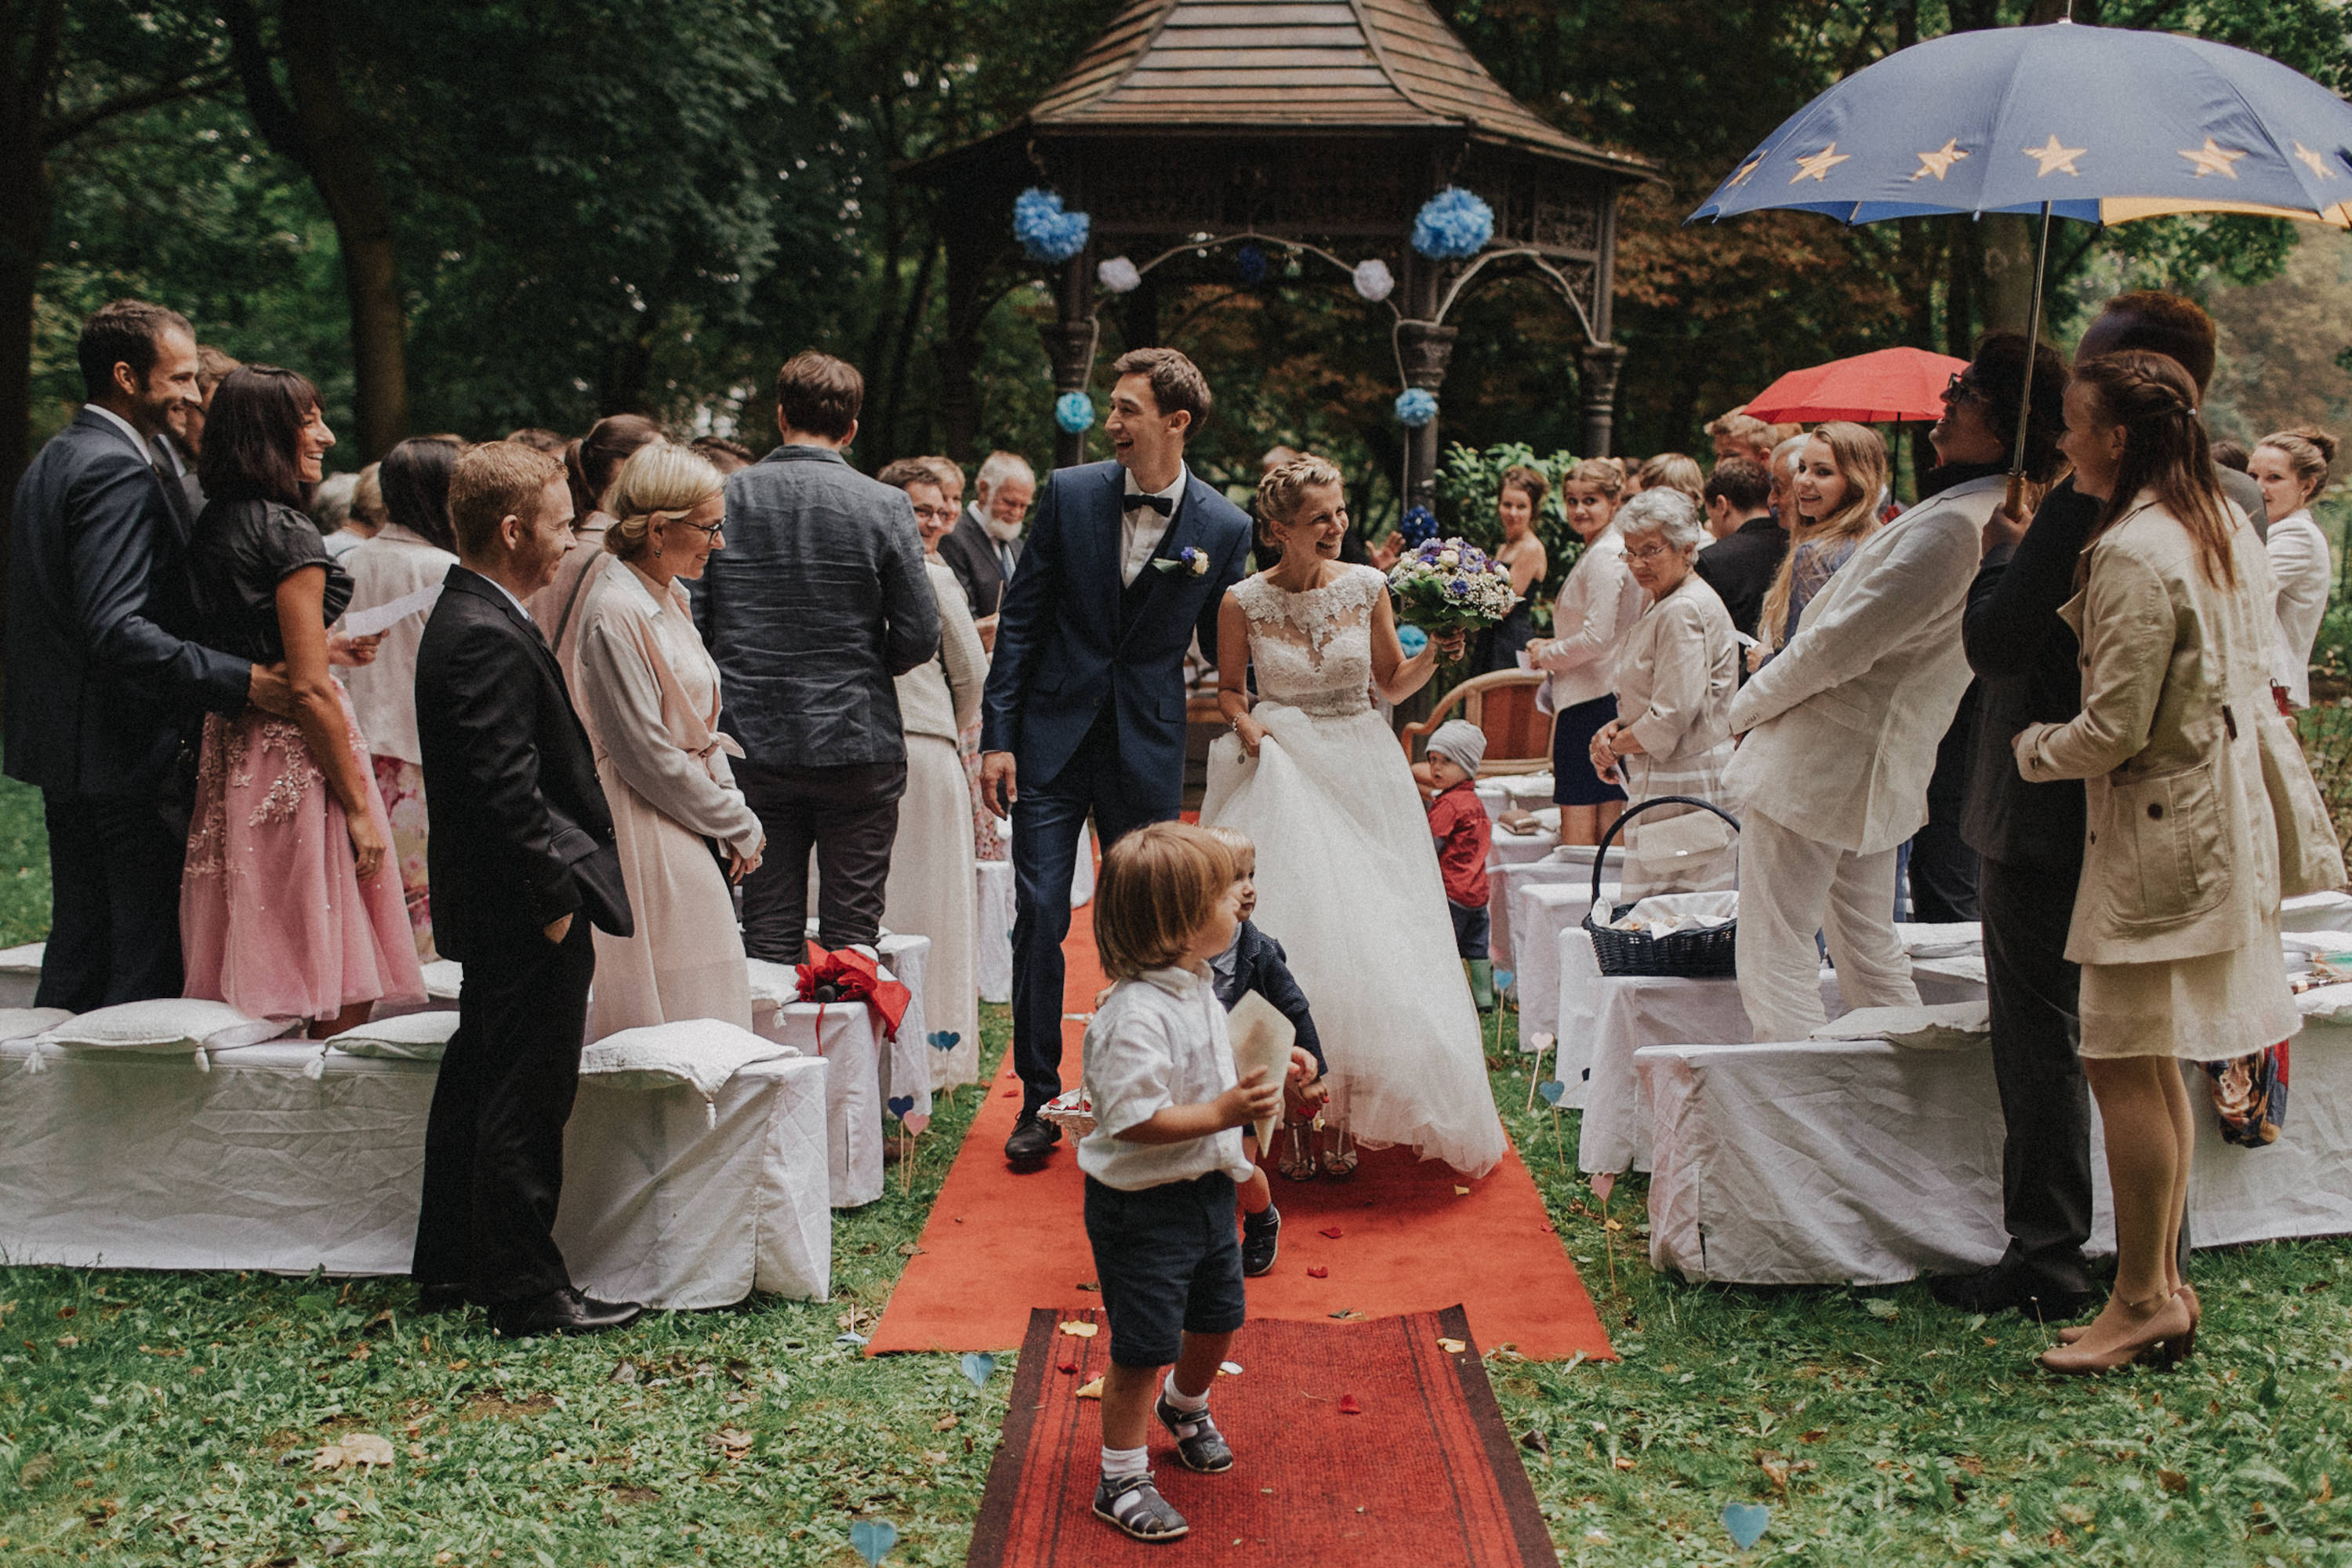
[1691,21,2352,229]
[1744,347,1972,424]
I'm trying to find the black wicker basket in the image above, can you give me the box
[1580,795,1742,978]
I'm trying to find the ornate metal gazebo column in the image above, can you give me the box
[1397,320,1457,510]
[1043,252,1097,470]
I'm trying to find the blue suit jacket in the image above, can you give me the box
[980,460,1250,803]
[4,408,250,796]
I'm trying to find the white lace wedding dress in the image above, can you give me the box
[1202,565,1507,1178]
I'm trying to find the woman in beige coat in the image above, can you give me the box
[568,443,765,1037]
[2013,352,2294,1374]
[1588,488,1740,896]
[878,459,987,1090]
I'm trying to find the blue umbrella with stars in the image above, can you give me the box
[1690,14,2352,494]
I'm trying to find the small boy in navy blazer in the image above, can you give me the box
[1200,826,1329,1275]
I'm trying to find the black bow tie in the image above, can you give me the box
[1124,492,1175,517]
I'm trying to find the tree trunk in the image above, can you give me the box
[0,0,67,546]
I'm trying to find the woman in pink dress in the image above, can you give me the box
[180,366,425,1033]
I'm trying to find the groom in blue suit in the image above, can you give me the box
[978,347,1253,1165]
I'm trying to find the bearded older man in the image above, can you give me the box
[938,448,1034,634]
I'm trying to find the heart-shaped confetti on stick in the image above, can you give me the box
[927,1030,960,1051]
[960,1352,996,1389]
[902,1112,931,1137]
[1722,1501,1770,1551]
[887,1094,916,1119]
[849,1519,898,1565]
[1537,1080,1566,1105]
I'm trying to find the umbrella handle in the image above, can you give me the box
[2008,201,2055,499]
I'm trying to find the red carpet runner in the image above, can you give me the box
[967,1305,1560,1568]
[871,911,1613,1362]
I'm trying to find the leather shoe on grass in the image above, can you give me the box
[492,1287,644,1339]
[1928,1261,2093,1321]
[1004,1113,1062,1167]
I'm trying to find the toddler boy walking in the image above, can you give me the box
[1422,719,1497,1010]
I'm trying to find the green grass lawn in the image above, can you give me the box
[2,796,2350,1563]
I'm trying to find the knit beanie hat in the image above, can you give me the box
[1427,719,1486,778]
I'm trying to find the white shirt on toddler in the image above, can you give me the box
[1079,964,1256,1192]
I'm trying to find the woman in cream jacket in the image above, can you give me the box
[2012,352,2293,1375]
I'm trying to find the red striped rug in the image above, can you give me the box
[967,1305,1559,1567]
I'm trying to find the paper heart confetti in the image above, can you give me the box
[849,1519,898,1565]
[1338,1395,1363,1416]
[1075,1376,1105,1399]
[1722,1501,1770,1552]
[1306,1266,1329,1279]
[1537,1080,1566,1105]
[927,1030,961,1051]
[1058,1360,1079,1374]
[887,1094,916,1119]
[1058,1320,1098,1338]
[1218,1360,1243,1375]
[1437,1338,1467,1354]
[960,1352,996,1388]
[1319,1226,1344,1240]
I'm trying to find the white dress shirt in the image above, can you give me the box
[1530,528,1644,710]
[85,404,154,463]
[1078,964,1255,1191]
[1120,465,1188,587]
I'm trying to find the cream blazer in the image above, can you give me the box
[895,561,986,743]
[2266,508,2330,709]
[2015,495,2280,965]
[337,524,456,765]
[1725,474,2002,853]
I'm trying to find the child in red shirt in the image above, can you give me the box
[1420,720,1495,1011]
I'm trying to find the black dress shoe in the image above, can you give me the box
[492,1287,644,1339]
[415,1282,470,1315]
[1004,1113,1062,1167]
[1928,1261,2094,1320]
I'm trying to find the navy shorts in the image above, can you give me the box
[1083,1172,1246,1367]
[1450,899,1490,960]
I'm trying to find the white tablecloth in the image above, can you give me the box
[1562,927,1987,1173]
[751,998,888,1209]
[1639,1022,2352,1286]
[1489,847,1622,971]
[1513,879,1622,1044]
[976,860,1014,1004]
[0,1037,829,1308]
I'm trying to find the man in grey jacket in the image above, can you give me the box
[697,351,939,958]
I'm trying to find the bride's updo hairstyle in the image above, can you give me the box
[1254,452,1345,534]
[603,442,724,563]
[1094,822,1239,982]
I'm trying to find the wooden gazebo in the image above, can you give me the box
[903,0,1661,499]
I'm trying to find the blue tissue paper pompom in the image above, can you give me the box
[1395,388,1439,427]
[1054,392,1097,434]
[1399,504,1439,545]
[1014,187,1091,264]
[1397,623,1430,656]
[1411,187,1494,260]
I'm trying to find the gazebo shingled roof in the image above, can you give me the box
[1021,0,1647,176]
[905,0,1658,473]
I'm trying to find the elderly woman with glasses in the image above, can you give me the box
[877,458,989,1088]
[565,441,766,1036]
[1588,488,1742,895]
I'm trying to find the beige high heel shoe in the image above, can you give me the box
[2038,1290,2193,1375]
[2056,1281,2198,1350]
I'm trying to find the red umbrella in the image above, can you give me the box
[1742,347,1969,425]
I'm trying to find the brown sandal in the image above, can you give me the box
[1278,1115,1319,1181]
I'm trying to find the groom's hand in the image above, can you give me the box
[980,751,1018,819]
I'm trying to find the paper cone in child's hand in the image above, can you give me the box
[1227,991,1296,1149]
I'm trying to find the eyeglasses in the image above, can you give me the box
[670,515,725,542]
[1943,372,1987,407]
[912,505,957,524]
[1624,542,1682,563]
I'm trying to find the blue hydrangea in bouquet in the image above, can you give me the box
[1386,535,1515,652]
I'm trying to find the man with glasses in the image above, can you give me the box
[938,450,1036,632]
[697,351,940,960]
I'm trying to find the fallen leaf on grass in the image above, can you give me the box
[1861,1298,1898,1321]
[2158,1469,2190,1495]
[1798,1430,1828,1444]
[709,1428,755,1454]
[310,1435,394,1472]
[609,1486,659,1505]
[933,1414,959,1432]
[1074,1377,1104,1399]
[1520,1429,1548,1454]
[1758,1452,1790,1491]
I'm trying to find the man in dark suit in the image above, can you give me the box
[978,347,1254,1166]
[699,350,939,960]
[5,300,290,1011]
[935,449,1035,622]
[1690,456,1783,644]
[412,440,641,1338]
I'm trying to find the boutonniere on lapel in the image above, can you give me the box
[1152,546,1210,579]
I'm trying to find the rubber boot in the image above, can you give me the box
[1466,959,1496,1012]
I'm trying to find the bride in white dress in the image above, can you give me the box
[1202,456,1508,1179]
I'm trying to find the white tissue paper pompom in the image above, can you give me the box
[1098,255,1142,294]
[1352,258,1396,303]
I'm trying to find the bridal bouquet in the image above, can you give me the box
[1386,536,1516,637]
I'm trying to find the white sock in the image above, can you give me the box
[1161,1369,1210,1414]
[1101,1443,1150,1480]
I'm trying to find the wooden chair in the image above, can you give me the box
[1399,670,1554,776]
